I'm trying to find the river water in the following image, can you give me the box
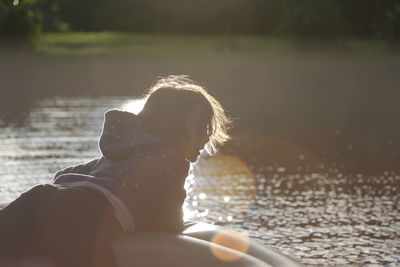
[0,97,399,266]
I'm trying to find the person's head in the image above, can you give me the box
[138,75,231,162]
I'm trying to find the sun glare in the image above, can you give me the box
[120,98,147,114]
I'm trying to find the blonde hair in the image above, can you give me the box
[140,75,231,155]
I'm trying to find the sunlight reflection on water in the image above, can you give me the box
[0,96,399,266]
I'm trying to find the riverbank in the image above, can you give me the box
[1,33,399,173]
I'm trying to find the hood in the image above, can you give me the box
[99,109,165,161]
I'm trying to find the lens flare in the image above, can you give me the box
[211,230,250,262]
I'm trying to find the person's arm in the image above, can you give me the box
[54,158,101,180]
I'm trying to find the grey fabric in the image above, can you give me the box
[0,109,190,266]
[99,109,164,161]
[60,180,135,233]
[54,109,190,233]
[0,184,119,267]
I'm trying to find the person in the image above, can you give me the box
[0,75,231,267]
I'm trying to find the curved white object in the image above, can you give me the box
[112,222,304,267]
[1,202,304,267]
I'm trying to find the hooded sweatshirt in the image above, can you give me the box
[54,109,190,233]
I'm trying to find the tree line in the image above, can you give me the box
[1,0,400,40]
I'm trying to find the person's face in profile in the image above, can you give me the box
[179,105,210,162]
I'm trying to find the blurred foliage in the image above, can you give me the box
[277,0,347,39]
[0,0,42,39]
[376,2,400,41]
[56,0,284,34]
[1,0,400,41]
[56,0,400,40]
[0,0,64,41]
[336,0,391,37]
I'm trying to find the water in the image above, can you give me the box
[0,97,399,266]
